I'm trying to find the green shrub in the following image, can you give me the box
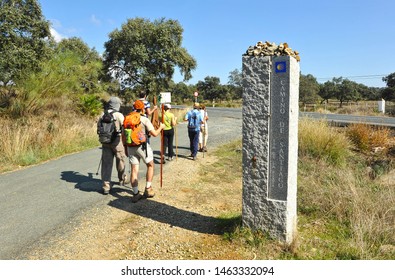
[298,118,352,165]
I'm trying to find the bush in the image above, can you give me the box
[346,123,391,153]
[298,118,352,165]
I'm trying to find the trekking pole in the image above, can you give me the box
[175,124,178,161]
[160,103,164,188]
[202,130,205,158]
[96,157,102,175]
[202,110,207,158]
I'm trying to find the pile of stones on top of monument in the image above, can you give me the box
[244,41,300,62]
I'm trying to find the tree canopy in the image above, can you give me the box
[382,72,395,101]
[299,74,320,105]
[0,0,51,84]
[103,17,197,95]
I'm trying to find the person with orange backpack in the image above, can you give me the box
[123,100,165,203]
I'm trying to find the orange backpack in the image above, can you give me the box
[123,112,146,146]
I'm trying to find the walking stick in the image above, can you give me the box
[175,124,178,161]
[96,157,102,175]
[202,109,207,158]
[160,103,164,188]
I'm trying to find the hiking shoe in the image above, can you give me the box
[144,187,155,198]
[193,156,197,161]
[102,182,111,195]
[131,192,143,203]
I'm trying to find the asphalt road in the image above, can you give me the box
[0,106,242,259]
[1,107,393,259]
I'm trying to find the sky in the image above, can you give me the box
[38,0,395,88]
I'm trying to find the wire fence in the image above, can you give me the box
[300,100,395,116]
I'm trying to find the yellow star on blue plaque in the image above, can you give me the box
[275,61,286,73]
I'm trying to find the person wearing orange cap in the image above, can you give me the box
[125,99,165,203]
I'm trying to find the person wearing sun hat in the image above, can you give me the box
[125,99,165,203]
[97,96,128,195]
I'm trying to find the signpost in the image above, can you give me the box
[194,91,198,102]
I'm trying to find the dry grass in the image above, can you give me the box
[346,123,392,153]
[298,118,352,165]
[297,119,395,259]
[0,111,98,173]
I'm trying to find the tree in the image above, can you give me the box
[56,37,103,93]
[318,80,337,104]
[383,73,395,88]
[170,82,192,103]
[382,72,395,101]
[336,78,360,107]
[103,17,196,95]
[0,0,51,85]
[196,76,227,101]
[299,74,320,105]
[357,84,381,100]
[228,68,242,87]
[228,68,242,99]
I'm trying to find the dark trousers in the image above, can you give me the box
[188,129,200,157]
[163,128,174,158]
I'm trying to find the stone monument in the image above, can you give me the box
[241,41,300,243]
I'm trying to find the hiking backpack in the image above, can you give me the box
[187,110,198,130]
[97,110,118,144]
[123,112,146,146]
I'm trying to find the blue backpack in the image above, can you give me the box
[188,111,198,130]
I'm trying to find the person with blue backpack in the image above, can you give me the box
[184,102,204,160]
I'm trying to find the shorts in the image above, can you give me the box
[127,143,153,165]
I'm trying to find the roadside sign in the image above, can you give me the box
[160,92,171,104]
[194,91,198,97]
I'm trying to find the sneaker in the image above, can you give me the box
[131,191,143,203]
[193,156,197,161]
[102,183,110,195]
[144,187,155,198]
[167,156,173,161]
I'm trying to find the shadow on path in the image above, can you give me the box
[108,197,223,235]
[60,171,223,235]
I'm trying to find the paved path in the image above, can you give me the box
[0,107,242,259]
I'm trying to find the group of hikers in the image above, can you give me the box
[96,92,209,203]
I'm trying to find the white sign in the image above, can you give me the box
[160,92,171,104]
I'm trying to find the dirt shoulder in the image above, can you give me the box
[22,151,254,260]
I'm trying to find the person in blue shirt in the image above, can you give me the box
[184,102,204,160]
